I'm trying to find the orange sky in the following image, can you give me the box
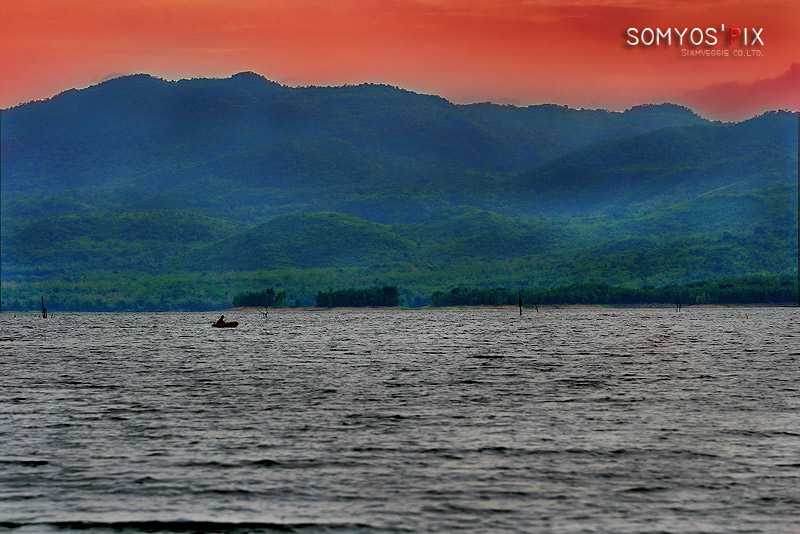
[1,0,798,119]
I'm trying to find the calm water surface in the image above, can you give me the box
[1,308,799,533]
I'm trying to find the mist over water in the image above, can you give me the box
[1,308,799,533]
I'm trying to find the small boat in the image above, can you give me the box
[212,321,238,328]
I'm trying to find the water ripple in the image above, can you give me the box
[1,308,798,533]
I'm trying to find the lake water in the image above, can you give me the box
[1,308,799,533]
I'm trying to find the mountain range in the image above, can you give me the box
[1,73,797,310]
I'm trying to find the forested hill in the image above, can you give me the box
[506,111,798,215]
[2,72,709,224]
[1,73,797,310]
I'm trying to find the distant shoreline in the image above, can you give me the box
[3,303,795,314]
[230,303,796,312]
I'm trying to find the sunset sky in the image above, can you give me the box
[1,0,798,120]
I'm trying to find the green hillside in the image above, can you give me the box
[398,206,575,262]
[1,74,796,311]
[177,212,415,271]
[3,211,234,276]
[2,202,795,310]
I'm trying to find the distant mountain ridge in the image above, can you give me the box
[0,73,796,310]
[2,73,711,222]
[507,111,798,215]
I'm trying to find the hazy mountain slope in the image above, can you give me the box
[506,111,798,215]
[2,73,709,224]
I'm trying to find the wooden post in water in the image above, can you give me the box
[41,296,47,318]
[518,293,523,316]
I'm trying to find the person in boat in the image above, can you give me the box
[216,315,225,325]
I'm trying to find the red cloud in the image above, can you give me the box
[682,63,800,121]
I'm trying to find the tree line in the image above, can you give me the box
[431,275,797,307]
[232,288,287,308]
[229,276,796,311]
[315,286,400,308]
